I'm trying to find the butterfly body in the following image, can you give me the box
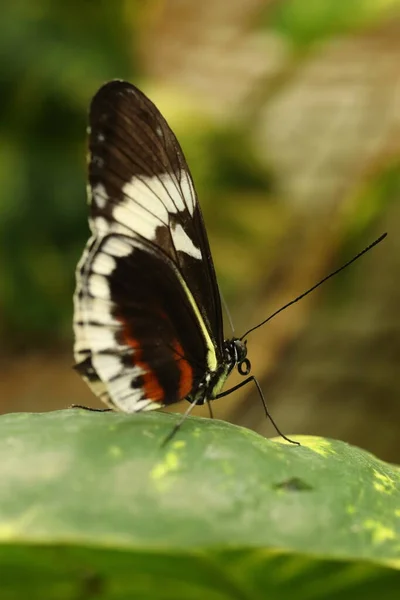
[73,80,250,413]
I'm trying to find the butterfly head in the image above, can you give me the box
[225,338,251,377]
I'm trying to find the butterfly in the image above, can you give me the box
[73,80,259,428]
[73,80,385,436]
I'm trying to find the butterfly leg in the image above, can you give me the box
[206,400,214,419]
[70,404,112,412]
[216,376,300,446]
[161,396,204,447]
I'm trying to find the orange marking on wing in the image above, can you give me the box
[172,339,194,399]
[119,320,165,403]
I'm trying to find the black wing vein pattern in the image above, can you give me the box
[74,80,224,412]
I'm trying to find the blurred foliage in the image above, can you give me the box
[267,0,400,45]
[0,1,138,347]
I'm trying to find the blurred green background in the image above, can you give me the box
[1,0,399,461]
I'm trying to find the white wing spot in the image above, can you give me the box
[121,170,196,233]
[92,183,108,209]
[77,325,114,352]
[113,202,161,240]
[171,223,201,259]
[88,274,110,300]
[91,354,121,380]
[103,236,133,257]
[179,171,196,214]
[92,252,115,276]
[92,216,110,235]
[82,298,118,325]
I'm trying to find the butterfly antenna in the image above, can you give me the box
[240,233,387,341]
[253,376,300,445]
[217,375,299,445]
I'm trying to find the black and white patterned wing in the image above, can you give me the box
[73,80,224,412]
[87,80,223,344]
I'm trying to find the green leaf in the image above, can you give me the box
[0,410,399,599]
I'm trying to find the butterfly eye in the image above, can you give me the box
[238,358,251,376]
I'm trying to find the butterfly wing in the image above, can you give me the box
[74,80,224,411]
